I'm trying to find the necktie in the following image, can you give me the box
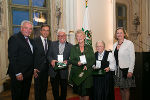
[25,37,29,45]
[25,37,33,53]
[44,39,48,54]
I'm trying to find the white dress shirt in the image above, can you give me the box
[40,36,48,51]
[98,50,116,71]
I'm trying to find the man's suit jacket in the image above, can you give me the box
[47,41,72,79]
[33,36,51,72]
[7,32,34,79]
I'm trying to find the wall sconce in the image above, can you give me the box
[133,13,140,32]
[56,7,62,26]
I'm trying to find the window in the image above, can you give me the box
[8,0,50,38]
[116,4,127,30]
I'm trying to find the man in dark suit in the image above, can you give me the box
[33,24,51,100]
[7,20,34,100]
[47,29,72,100]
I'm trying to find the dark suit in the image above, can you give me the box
[47,41,72,100]
[33,36,51,100]
[7,32,34,100]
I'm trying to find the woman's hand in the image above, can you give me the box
[127,72,133,78]
[83,66,87,70]
[78,61,82,66]
[104,67,110,72]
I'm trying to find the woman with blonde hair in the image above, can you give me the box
[69,29,95,100]
[113,27,136,100]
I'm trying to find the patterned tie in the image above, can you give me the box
[44,39,48,54]
[25,37,29,45]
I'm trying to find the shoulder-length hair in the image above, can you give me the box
[114,27,128,40]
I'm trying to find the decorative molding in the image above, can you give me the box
[0,0,9,86]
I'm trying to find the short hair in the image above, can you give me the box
[21,20,33,28]
[114,27,128,40]
[57,29,66,35]
[96,40,105,48]
[40,24,50,30]
[75,29,85,37]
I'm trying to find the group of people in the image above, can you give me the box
[7,20,136,100]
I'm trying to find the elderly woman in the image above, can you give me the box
[92,40,116,100]
[69,29,95,100]
[113,27,136,100]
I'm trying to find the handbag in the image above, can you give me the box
[120,68,129,79]
[72,67,91,86]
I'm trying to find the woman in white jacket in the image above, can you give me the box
[113,27,136,100]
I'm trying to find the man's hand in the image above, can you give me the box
[16,74,23,81]
[34,69,40,78]
[63,60,68,65]
[51,60,57,67]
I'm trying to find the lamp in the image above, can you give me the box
[130,13,141,40]
[33,12,46,23]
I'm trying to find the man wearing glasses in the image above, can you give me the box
[47,29,72,100]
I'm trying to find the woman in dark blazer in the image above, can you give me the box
[69,29,95,100]
[92,40,116,100]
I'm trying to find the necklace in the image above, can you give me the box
[118,41,123,45]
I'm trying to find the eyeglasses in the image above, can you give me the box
[41,29,50,32]
[96,46,104,48]
[58,35,66,37]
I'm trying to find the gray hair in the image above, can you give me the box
[96,40,105,48]
[57,29,66,35]
[21,20,33,28]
